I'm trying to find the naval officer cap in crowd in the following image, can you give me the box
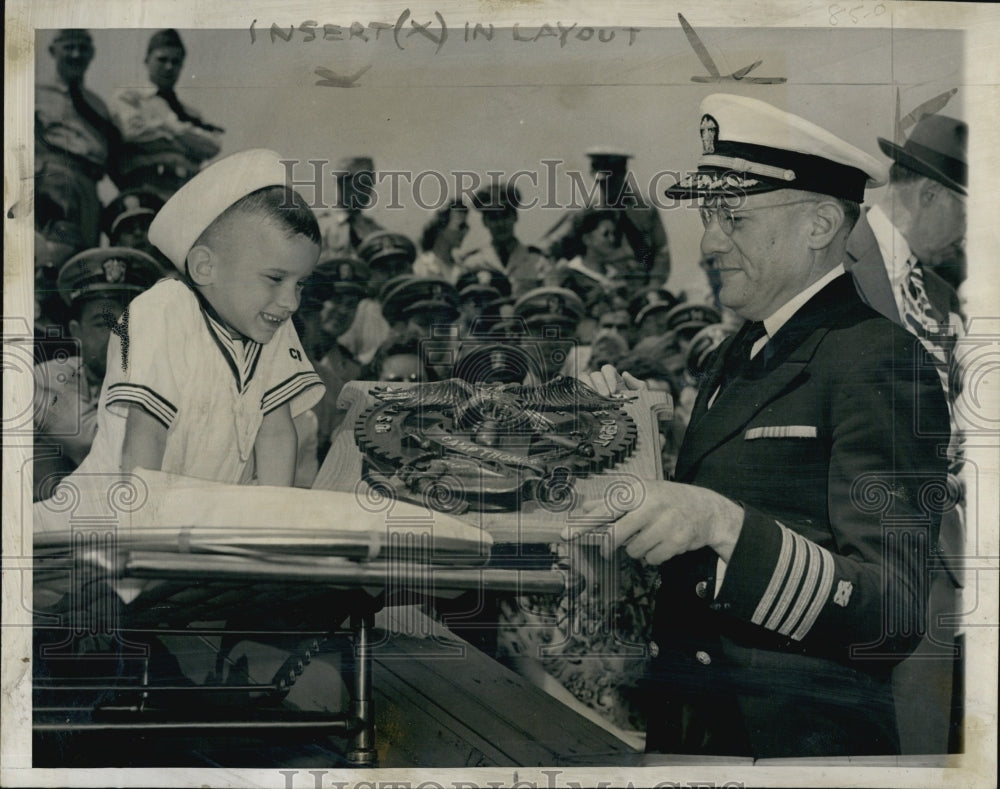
[57,247,164,306]
[299,256,367,313]
[381,277,460,327]
[513,286,586,331]
[357,231,417,270]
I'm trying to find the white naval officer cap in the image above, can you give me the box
[665,94,888,203]
[148,148,294,272]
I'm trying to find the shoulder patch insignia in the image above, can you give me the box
[833,579,853,607]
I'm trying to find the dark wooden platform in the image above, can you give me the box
[35,629,640,768]
[363,633,640,767]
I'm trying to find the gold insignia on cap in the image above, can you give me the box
[339,262,352,280]
[547,295,563,315]
[432,284,443,300]
[688,172,761,191]
[477,270,492,287]
[700,114,719,154]
[103,258,127,283]
[123,194,141,212]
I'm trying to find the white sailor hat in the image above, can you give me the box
[148,149,293,272]
[665,94,887,203]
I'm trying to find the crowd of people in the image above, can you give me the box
[32,26,970,761]
[33,28,738,498]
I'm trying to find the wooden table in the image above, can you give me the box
[33,381,671,768]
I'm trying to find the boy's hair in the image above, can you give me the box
[194,185,321,252]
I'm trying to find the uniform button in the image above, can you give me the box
[695,650,712,666]
[648,640,660,658]
[652,575,662,591]
[695,580,709,598]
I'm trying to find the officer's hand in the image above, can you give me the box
[577,364,645,397]
[562,479,744,565]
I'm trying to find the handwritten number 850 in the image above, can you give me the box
[829,3,886,25]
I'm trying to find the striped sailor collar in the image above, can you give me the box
[184,278,263,393]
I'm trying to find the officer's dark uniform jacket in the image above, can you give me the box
[646,273,951,758]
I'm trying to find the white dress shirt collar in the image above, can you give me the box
[865,203,914,320]
[751,264,846,358]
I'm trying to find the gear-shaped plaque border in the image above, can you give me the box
[354,377,638,513]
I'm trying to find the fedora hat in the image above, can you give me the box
[878,114,967,195]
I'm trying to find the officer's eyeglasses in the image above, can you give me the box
[699,199,820,236]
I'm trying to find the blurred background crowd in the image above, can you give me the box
[32,28,762,497]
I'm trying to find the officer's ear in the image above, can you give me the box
[806,200,846,250]
[186,245,216,285]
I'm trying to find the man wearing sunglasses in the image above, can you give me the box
[572,94,951,758]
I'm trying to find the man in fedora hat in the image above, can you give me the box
[846,112,969,755]
[847,113,967,348]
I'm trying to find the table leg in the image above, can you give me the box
[346,609,377,766]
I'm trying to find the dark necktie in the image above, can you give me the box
[712,320,767,401]
[899,255,962,400]
[157,88,224,133]
[67,82,119,152]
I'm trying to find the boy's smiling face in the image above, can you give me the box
[196,217,319,343]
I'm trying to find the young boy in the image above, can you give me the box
[36,149,325,528]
